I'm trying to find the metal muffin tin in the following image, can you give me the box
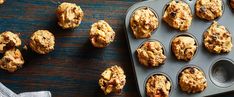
[124,0,234,97]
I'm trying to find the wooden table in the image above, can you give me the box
[0,0,233,97]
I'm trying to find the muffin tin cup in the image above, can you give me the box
[209,58,234,88]
[144,72,173,97]
[194,0,225,21]
[177,65,207,93]
[136,39,167,68]
[130,6,160,39]
[170,33,199,61]
[125,0,234,97]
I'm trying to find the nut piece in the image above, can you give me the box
[30,30,55,54]
[99,65,126,95]
[89,20,115,48]
[163,1,192,31]
[230,0,234,10]
[136,41,166,67]
[0,48,24,72]
[130,7,159,38]
[146,74,171,97]
[204,21,232,53]
[0,0,4,4]
[172,36,197,61]
[179,67,207,93]
[0,31,21,53]
[195,0,223,20]
[57,2,84,29]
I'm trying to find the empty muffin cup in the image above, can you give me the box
[210,58,234,87]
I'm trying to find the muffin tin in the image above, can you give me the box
[124,0,234,97]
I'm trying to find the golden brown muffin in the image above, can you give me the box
[146,74,171,97]
[204,21,232,53]
[195,0,223,20]
[172,36,197,61]
[130,7,159,38]
[136,41,166,67]
[0,31,21,53]
[57,2,84,29]
[179,67,207,93]
[99,65,126,95]
[30,30,55,54]
[163,1,192,31]
[89,20,115,48]
[0,48,24,72]
[0,0,4,4]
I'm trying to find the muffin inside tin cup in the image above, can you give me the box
[129,6,159,38]
[136,39,167,68]
[177,65,207,93]
[144,73,173,97]
[170,33,198,61]
[194,0,225,21]
[210,58,234,87]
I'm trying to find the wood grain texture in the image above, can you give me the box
[0,0,233,97]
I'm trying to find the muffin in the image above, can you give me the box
[179,67,207,93]
[172,35,197,61]
[0,48,24,72]
[99,65,126,95]
[0,0,4,4]
[57,2,84,29]
[136,41,166,67]
[30,30,55,54]
[89,20,115,48]
[230,0,234,10]
[130,7,159,38]
[204,21,232,53]
[195,0,223,20]
[0,31,21,53]
[163,1,192,31]
[146,74,171,97]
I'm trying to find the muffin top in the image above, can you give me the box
[179,67,207,93]
[163,1,192,31]
[137,41,166,67]
[172,36,197,61]
[130,7,159,38]
[204,21,232,53]
[146,74,171,97]
[57,2,84,29]
[195,0,223,20]
[89,20,115,48]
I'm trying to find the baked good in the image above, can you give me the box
[179,67,207,93]
[172,36,197,61]
[204,21,232,53]
[146,74,171,97]
[130,7,159,38]
[30,30,55,54]
[195,0,223,20]
[89,20,115,48]
[163,1,192,31]
[0,48,24,72]
[57,2,84,29]
[230,0,234,10]
[136,41,166,67]
[0,0,4,4]
[99,65,126,95]
[0,31,21,53]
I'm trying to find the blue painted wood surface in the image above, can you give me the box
[0,0,233,97]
